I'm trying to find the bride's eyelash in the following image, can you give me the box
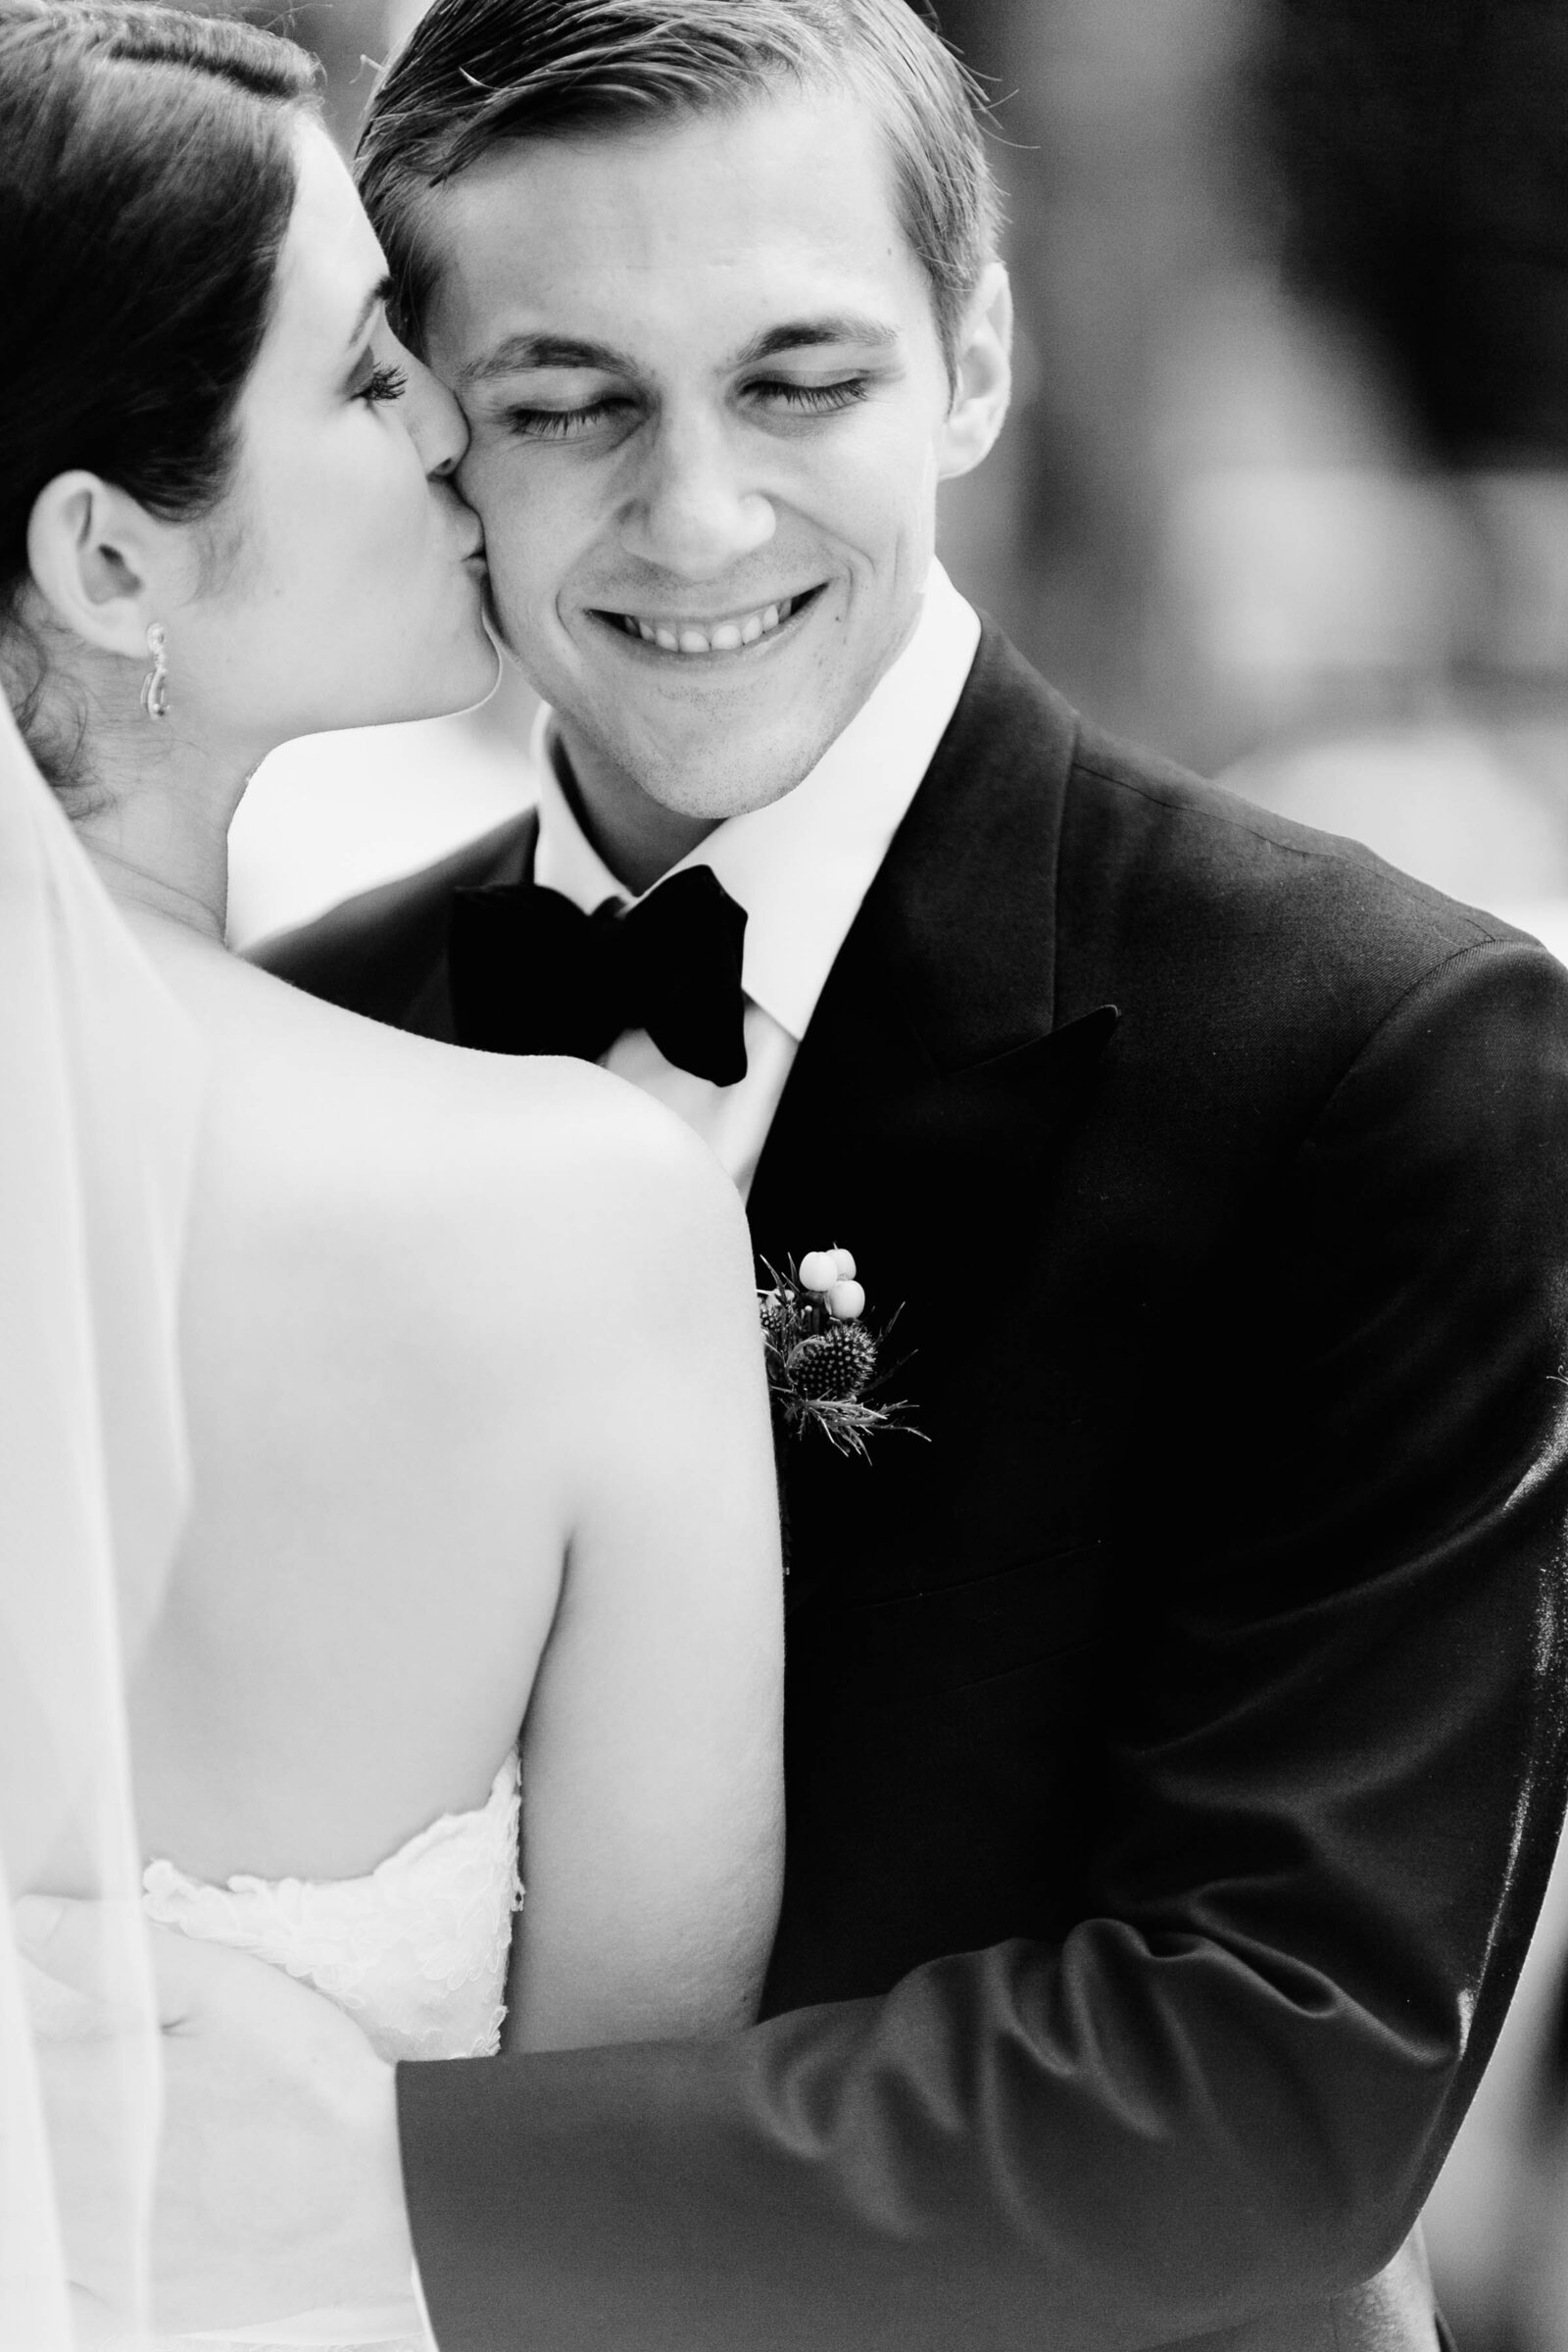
[358,362,409,408]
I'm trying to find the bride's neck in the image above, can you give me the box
[76,733,253,946]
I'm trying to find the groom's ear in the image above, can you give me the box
[26,472,172,661]
[935,261,1012,482]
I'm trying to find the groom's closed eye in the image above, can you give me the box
[491,375,879,444]
[460,317,904,443]
[497,393,635,442]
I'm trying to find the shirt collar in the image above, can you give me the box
[532,562,980,1042]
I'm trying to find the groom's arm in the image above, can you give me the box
[397,934,1568,2352]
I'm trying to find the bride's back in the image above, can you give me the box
[128,929,701,1886]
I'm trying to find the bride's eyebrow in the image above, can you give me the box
[344,273,395,355]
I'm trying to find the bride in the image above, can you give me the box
[0,1,783,2340]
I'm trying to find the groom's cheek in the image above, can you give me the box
[454,460,546,658]
[453,433,509,553]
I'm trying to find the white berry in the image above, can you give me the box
[832,1247,858,1280]
[827,1279,866,1321]
[799,1251,840,1293]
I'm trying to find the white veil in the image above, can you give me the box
[0,688,203,2345]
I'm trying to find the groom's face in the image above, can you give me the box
[418,89,1004,843]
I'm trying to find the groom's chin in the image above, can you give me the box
[629,745,823,826]
[626,700,858,819]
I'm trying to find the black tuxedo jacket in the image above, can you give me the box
[257,629,1568,2352]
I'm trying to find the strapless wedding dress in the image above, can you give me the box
[137,1749,522,2352]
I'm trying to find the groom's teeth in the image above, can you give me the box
[617,594,804,654]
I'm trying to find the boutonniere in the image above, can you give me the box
[759,1248,917,1459]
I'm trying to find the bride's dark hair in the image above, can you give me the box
[0,0,319,786]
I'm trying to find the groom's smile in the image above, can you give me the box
[416,86,1009,885]
[591,582,827,661]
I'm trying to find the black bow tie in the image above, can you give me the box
[447,863,750,1085]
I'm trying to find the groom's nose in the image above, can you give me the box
[617,408,775,577]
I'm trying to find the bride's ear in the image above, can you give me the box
[25,472,170,660]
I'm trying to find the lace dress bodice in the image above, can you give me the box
[139,1750,522,2350]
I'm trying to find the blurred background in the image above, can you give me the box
[227,5,1568,2341]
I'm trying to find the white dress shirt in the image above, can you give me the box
[532,564,982,1198]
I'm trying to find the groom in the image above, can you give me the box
[56,2,1568,2347]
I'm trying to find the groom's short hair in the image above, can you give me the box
[357,0,1001,377]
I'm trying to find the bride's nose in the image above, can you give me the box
[401,350,469,480]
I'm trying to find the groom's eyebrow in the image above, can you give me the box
[461,314,900,387]
[732,317,901,364]
[462,332,630,384]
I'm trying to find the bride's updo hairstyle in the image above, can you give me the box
[0,0,319,788]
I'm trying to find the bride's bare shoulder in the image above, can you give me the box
[195,948,747,1318]
[162,943,762,1536]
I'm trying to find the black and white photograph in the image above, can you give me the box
[5,4,1568,2349]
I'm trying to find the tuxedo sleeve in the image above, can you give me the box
[396,934,1568,2352]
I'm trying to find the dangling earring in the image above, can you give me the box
[139,622,170,721]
